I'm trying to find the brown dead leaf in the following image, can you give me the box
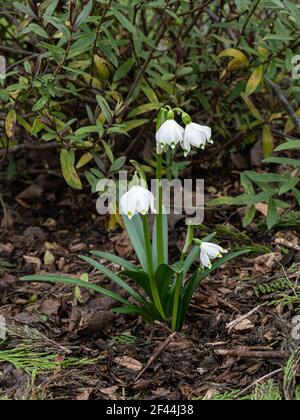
[111,231,133,258]
[275,237,300,251]
[16,184,43,206]
[23,255,41,272]
[77,310,114,336]
[39,299,60,316]
[76,389,92,400]
[168,337,192,351]
[203,389,219,400]
[132,379,152,391]
[0,274,16,293]
[151,388,171,398]
[232,318,254,332]
[23,226,46,246]
[0,243,14,253]
[254,252,282,273]
[69,242,87,253]
[255,203,268,216]
[114,356,143,371]
[99,385,119,395]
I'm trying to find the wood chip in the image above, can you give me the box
[232,318,254,332]
[114,356,143,371]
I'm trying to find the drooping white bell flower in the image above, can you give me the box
[200,242,228,269]
[156,119,184,151]
[120,186,156,219]
[181,123,212,156]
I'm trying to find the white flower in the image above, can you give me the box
[120,186,156,219]
[200,242,228,269]
[156,119,184,150]
[181,123,212,156]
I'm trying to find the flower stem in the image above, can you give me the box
[172,272,183,331]
[182,225,195,259]
[156,153,164,266]
[142,215,165,320]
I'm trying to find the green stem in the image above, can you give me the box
[171,229,193,331]
[172,272,183,331]
[156,154,164,266]
[182,225,195,259]
[142,215,165,320]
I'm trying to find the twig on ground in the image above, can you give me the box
[226,303,268,333]
[235,368,283,398]
[215,348,289,359]
[134,332,177,382]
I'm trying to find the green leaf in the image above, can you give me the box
[183,246,200,277]
[262,124,274,157]
[275,141,300,151]
[142,86,159,103]
[285,1,300,24]
[109,156,126,173]
[122,119,149,132]
[245,65,263,96]
[101,140,114,163]
[243,205,256,227]
[112,306,153,321]
[90,250,139,272]
[209,194,251,206]
[79,255,146,306]
[154,264,176,303]
[44,0,59,20]
[13,2,38,18]
[219,48,249,66]
[209,196,236,205]
[122,215,148,272]
[241,93,263,121]
[75,125,103,136]
[248,189,278,205]
[264,157,300,167]
[241,173,255,195]
[292,188,300,205]
[96,96,112,123]
[179,250,249,329]
[266,198,279,229]
[112,8,136,34]
[60,149,83,190]
[5,110,17,138]
[113,59,134,82]
[152,213,168,271]
[21,274,130,306]
[122,271,151,296]
[279,178,299,195]
[245,171,288,183]
[128,103,161,118]
[22,23,49,39]
[75,0,93,28]
[32,96,49,112]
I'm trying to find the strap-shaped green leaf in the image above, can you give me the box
[90,250,139,272]
[79,255,146,306]
[179,250,250,329]
[20,274,129,306]
[122,215,148,272]
[122,270,151,296]
[183,246,200,277]
[152,213,169,271]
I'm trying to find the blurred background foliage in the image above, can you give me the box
[0,0,300,227]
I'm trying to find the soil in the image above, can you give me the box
[0,152,299,400]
